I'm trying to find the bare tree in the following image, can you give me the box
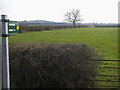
[64,9,83,28]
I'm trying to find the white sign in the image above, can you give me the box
[9,23,16,26]
[9,29,16,31]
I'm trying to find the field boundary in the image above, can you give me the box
[90,59,120,88]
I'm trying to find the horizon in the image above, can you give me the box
[17,19,118,24]
[0,0,119,23]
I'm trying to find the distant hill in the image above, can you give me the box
[27,20,57,23]
[18,20,118,27]
[18,20,71,26]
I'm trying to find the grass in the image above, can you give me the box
[9,27,119,88]
[9,27,118,60]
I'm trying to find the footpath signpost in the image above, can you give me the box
[8,21,20,34]
[1,15,10,89]
[0,17,2,90]
[0,15,20,89]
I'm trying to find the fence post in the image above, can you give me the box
[1,15,10,89]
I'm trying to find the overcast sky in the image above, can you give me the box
[0,0,119,23]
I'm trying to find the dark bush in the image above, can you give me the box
[9,43,99,88]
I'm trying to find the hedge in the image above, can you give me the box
[9,43,100,88]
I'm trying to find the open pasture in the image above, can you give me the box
[9,27,119,88]
[9,27,118,60]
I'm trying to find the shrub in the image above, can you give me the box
[9,43,99,88]
[19,25,87,32]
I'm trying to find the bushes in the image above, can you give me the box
[20,25,73,32]
[19,25,87,32]
[9,43,99,88]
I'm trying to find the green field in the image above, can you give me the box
[9,27,118,60]
[9,27,119,88]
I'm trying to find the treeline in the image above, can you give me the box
[19,25,87,32]
[19,25,118,33]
